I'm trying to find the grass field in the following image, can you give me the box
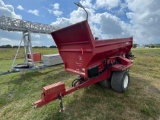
[0,48,160,120]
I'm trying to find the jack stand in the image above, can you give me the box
[58,93,64,112]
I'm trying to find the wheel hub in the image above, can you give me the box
[123,75,128,89]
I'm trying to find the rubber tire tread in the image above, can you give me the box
[111,70,130,93]
[98,80,111,88]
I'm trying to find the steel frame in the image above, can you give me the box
[33,20,134,110]
[0,16,61,75]
[0,16,60,33]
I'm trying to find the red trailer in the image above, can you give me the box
[33,20,134,110]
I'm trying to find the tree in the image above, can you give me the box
[0,44,12,48]
[13,45,18,48]
[49,45,57,48]
[41,46,47,48]
[133,44,138,48]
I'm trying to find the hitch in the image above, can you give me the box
[58,93,64,112]
[32,82,66,108]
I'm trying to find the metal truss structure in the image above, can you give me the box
[0,16,61,75]
[0,16,60,33]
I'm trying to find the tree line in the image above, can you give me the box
[144,44,160,48]
[133,44,160,48]
[1,44,160,48]
[0,45,57,48]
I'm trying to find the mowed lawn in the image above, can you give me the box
[0,48,160,120]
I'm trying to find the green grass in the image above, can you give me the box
[0,48,160,120]
[0,48,58,60]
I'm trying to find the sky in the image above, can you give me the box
[0,0,160,46]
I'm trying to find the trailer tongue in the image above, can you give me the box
[33,20,134,110]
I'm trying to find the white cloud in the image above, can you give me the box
[126,0,160,44]
[95,0,120,9]
[0,0,55,47]
[0,37,18,46]
[0,38,9,45]
[51,0,160,44]
[47,35,52,39]
[70,8,87,23]
[51,4,129,39]
[90,12,131,39]
[31,34,55,47]
[0,1,22,46]
[80,0,94,8]
[97,13,124,35]
[47,3,62,16]
[52,3,59,10]
[51,17,72,28]
[47,9,52,14]
[0,0,21,18]
[51,7,93,27]
[17,5,24,10]
[0,30,22,46]
[28,9,39,16]
[33,34,40,38]
[53,10,63,17]
[1,0,160,46]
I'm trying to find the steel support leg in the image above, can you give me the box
[58,93,64,112]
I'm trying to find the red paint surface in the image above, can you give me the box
[27,53,41,62]
[33,20,133,108]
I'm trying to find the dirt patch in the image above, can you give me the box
[148,85,160,94]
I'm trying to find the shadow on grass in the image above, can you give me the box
[0,65,65,108]
[0,69,160,120]
[41,84,128,120]
[43,85,117,120]
[41,76,160,120]
[0,65,64,85]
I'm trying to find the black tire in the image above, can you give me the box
[98,79,111,88]
[111,70,130,93]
